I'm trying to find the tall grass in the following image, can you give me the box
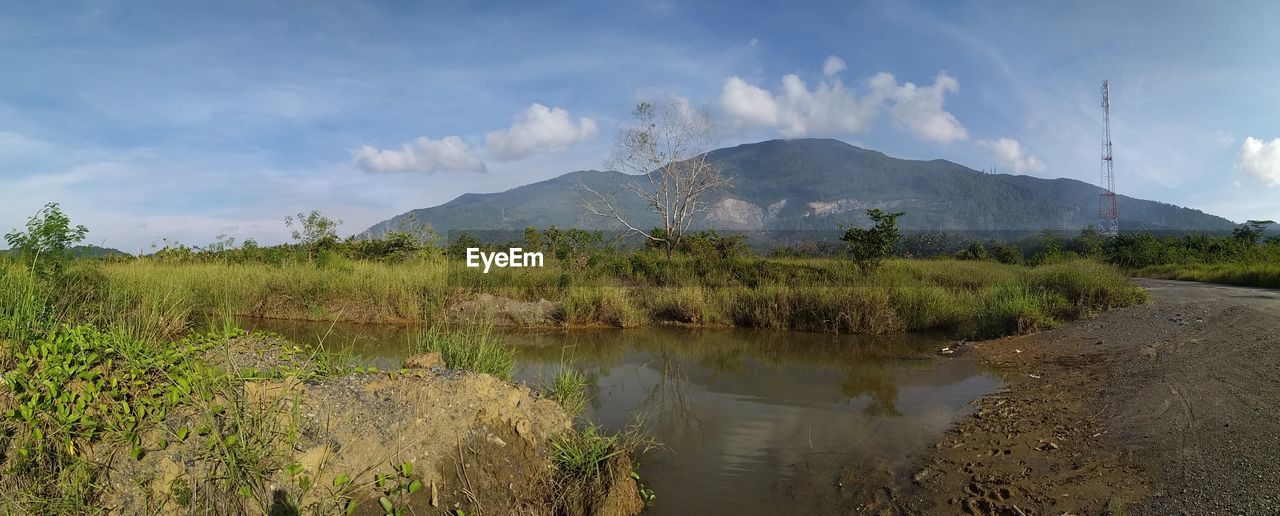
[415,325,516,380]
[1138,262,1280,289]
[5,255,1147,342]
[0,260,49,357]
[545,367,590,415]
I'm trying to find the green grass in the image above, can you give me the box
[1138,262,1280,289]
[551,425,621,484]
[6,254,1147,339]
[414,325,516,380]
[559,287,646,327]
[545,367,590,415]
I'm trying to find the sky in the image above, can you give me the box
[3,0,1279,252]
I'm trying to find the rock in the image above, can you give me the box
[402,352,442,369]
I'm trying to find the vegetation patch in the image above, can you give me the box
[415,325,516,381]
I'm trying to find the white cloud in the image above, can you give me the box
[1238,137,1280,187]
[720,73,878,137]
[718,58,966,142]
[484,103,598,161]
[721,77,779,127]
[353,136,486,173]
[873,72,968,143]
[822,55,846,77]
[980,137,1046,173]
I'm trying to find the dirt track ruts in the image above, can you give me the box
[895,278,1280,515]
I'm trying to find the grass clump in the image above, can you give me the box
[973,283,1060,339]
[549,422,660,513]
[559,287,645,327]
[551,425,621,483]
[545,367,590,415]
[415,326,515,380]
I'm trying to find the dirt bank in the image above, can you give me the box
[97,335,643,515]
[895,279,1280,514]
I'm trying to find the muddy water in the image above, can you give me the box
[236,319,1000,514]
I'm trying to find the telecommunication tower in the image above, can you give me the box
[1098,80,1118,235]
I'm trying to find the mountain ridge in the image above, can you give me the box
[362,138,1236,237]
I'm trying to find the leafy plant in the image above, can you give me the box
[841,209,904,275]
[370,461,423,516]
[285,210,343,261]
[4,202,88,277]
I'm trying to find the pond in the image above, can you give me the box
[235,319,1000,514]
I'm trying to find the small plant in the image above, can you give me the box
[545,367,590,415]
[631,469,656,507]
[548,422,661,514]
[4,202,89,277]
[841,209,904,275]
[551,425,621,484]
[415,326,515,380]
[371,461,424,516]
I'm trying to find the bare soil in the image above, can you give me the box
[891,279,1280,515]
[98,335,643,515]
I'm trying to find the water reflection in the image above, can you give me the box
[235,320,999,514]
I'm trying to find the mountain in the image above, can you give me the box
[0,245,128,258]
[362,138,1236,237]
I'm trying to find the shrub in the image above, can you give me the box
[841,209,904,275]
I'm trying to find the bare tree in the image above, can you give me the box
[582,99,730,258]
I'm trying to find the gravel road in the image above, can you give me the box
[896,278,1280,515]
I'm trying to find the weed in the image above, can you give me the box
[545,367,590,415]
[415,325,515,380]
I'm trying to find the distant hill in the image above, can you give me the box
[73,245,129,259]
[362,138,1236,237]
[0,245,128,259]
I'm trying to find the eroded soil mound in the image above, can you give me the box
[96,335,641,515]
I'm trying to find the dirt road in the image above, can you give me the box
[896,278,1280,515]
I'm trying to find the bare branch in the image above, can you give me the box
[584,98,731,257]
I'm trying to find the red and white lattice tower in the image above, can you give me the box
[1098,80,1118,235]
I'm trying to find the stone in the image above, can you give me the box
[402,352,442,369]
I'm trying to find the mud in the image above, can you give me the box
[895,279,1280,514]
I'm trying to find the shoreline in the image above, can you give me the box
[890,278,1280,514]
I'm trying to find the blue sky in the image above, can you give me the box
[3,0,1279,251]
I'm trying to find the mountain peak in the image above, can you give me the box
[362,139,1234,237]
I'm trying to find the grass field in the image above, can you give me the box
[2,254,1148,343]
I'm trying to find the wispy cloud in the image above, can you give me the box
[980,137,1045,173]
